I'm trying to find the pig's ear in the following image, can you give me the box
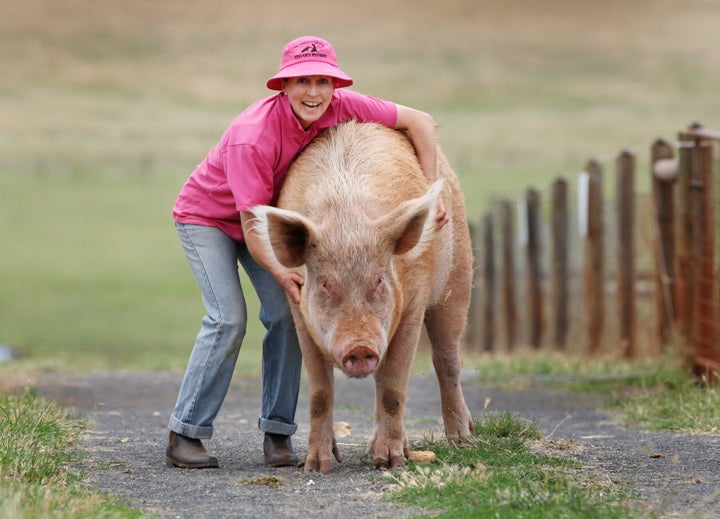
[250,206,319,268]
[385,179,444,256]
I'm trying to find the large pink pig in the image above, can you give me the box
[251,120,474,474]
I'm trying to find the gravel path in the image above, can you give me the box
[34,370,720,518]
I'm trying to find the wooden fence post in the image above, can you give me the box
[482,212,496,352]
[467,219,480,351]
[674,130,695,363]
[526,188,543,349]
[650,138,677,351]
[583,160,605,356]
[500,200,518,351]
[616,150,637,358]
[689,126,718,377]
[551,178,569,350]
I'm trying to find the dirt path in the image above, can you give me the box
[35,370,720,518]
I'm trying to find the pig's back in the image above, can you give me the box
[278,121,428,217]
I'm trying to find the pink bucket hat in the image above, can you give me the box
[266,36,353,91]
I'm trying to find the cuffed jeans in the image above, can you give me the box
[168,223,302,439]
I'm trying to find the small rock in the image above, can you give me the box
[0,345,13,363]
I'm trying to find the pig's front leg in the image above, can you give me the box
[368,380,410,470]
[367,319,420,470]
[289,306,341,473]
[299,342,340,474]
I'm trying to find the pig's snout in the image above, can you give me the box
[341,345,379,378]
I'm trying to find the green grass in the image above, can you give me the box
[610,371,720,433]
[0,170,264,371]
[465,352,679,392]
[462,352,720,433]
[385,413,638,518]
[0,390,147,518]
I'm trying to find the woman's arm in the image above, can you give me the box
[240,211,303,304]
[394,104,448,227]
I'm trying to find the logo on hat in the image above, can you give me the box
[301,43,318,53]
[295,40,327,60]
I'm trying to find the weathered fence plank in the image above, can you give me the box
[481,212,496,352]
[691,128,718,377]
[675,130,695,360]
[500,200,518,351]
[525,188,543,349]
[650,138,677,350]
[583,160,605,356]
[616,150,637,358]
[551,178,569,350]
[467,220,481,351]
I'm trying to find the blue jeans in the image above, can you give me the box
[168,223,302,439]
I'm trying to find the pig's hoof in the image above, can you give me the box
[369,436,410,470]
[373,452,405,471]
[300,455,334,474]
[372,445,407,470]
[300,440,343,474]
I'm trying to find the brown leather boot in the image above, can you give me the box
[263,432,299,467]
[165,431,219,469]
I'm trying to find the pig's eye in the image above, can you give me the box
[319,278,340,303]
[372,277,385,296]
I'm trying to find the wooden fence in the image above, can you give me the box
[465,123,720,378]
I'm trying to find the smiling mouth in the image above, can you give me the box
[302,102,321,109]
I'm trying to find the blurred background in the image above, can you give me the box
[2,0,719,370]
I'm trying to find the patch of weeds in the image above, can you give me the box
[610,371,720,433]
[239,475,286,489]
[0,388,82,484]
[358,450,377,469]
[467,352,675,394]
[384,412,639,518]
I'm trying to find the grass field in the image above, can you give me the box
[2,0,720,369]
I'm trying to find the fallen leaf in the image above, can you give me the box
[409,450,436,463]
[333,421,351,438]
[650,453,666,459]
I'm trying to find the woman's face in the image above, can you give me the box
[283,76,335,129]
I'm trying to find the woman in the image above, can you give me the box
[166,35,446,469]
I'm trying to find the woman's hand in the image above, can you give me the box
[436,194,449,229]
[276,269,304,304]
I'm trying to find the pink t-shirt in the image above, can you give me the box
[173,89,398,241]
